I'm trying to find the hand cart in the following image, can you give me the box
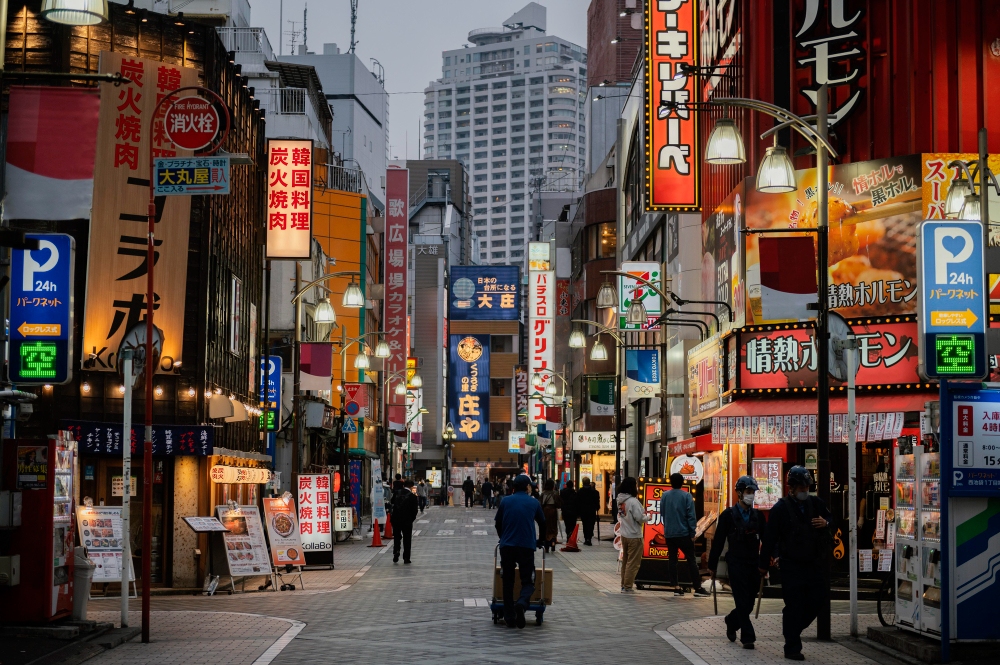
[490,544,551,626]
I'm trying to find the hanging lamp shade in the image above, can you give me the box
[959,194,982,222]
[625,299,647,326]
[569,328,586,348]
[596,282,617,309]
[590,340,608,361]
[944,178,972,218]
[41,0,108,25]
[314,297,336,324]
[342,282,364,308]
[755,145,797,193]
[705,118,746,165]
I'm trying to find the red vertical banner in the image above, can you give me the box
[384,168,409,429]
[644,0,700,211]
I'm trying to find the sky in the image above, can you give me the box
[251,0,589,160]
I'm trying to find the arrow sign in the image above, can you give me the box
[18,323,61,336]
[930,309,979,328]
[342,417,357,434]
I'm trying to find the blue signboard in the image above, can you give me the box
[449,266,520,321]
[63,420,214,455]
[448,334,491,441]
[9,234,75,384]
[153,157,230,196]
[259,356,282,432]
[917,220,987,379]
[625,349,660,400]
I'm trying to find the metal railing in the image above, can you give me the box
[257,87,327,148]
[318,164,368,196]
[215,27,274,74]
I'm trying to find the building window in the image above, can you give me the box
[474,174,487,182]
[491,229,506,237]
[474,162,487,171]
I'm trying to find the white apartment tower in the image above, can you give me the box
[422,2,587,265]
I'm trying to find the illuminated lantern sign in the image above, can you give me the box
[209,465,273,484]
[644,0,700,211]
[9,234,75,384]
[266,139,313,260]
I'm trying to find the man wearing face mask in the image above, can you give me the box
[758,466,833,661]
[708,475,765,650]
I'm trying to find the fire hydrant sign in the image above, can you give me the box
[153,157,230,195]
[297,474,333,552]
[164,96,219,150]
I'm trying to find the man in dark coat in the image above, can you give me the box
[559,481,579,542]
[577,477,601,545]
[462,476,475,507]
[391,480,420,564]
[482,479,495,509]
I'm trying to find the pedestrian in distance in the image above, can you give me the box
[494,474,546,628]
[758,466,833,661]
[416,479,428,513]
[475,479,483,506]
[559,479,578,543]
[462,476,475,508]
[577,476,600,546]
[661,473,709,597]
[609,478,617,525]
[391,480,419,564]
[539,479,562,552]
[615,477,647,593]
[709,475,765,650]
[482,478,495,509]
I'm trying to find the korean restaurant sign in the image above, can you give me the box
[449,265,520,321]
[644,0,700,212]
[739,320,920,390]
[528,271,555,424]
[448,334,490,441]
[385,168,409,428]
[266,139,313,259]
[83,52,197,372]
[687,334,722,432]
[296,474,333,551]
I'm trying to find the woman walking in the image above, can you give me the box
[540,479,562,552]
[615,477,648,593]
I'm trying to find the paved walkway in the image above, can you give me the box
[83,505,897,665]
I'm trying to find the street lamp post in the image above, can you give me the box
[532,370,573,482]
[570,319,625,484]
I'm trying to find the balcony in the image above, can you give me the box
[256,87,329,148]
[317,164,368,196]
[216,27,274,76]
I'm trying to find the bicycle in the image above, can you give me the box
[877,560,896,627]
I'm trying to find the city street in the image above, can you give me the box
[86,506,891,665]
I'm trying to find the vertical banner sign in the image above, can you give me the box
[9,234,75,383]
[528,271,555,424]
[348,460,363,522]
[618,261,662,330]
[385,168,409,428]
[515,364,529,428]
[265,139,313,259]
[589,378,615,416]
[260,356,282,432]
[84,52,198,371]
[296,474,333,551]
[626,349,660,403]
[448,334,490,441]
[644,0,700,211]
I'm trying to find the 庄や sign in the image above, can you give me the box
[9,234,75,384]
[266,139,313,260]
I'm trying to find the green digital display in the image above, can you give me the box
[19,341,58,378]
[934,334,977,375]
[259,410,277,432]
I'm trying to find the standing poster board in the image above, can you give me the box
[75,505,135,585]
[297,474,334,568]
[215,505,271,586]
[633,478,692,590]
[752,458,783,510]
[262,498,306,566]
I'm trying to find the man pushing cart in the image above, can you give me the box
[492,474,549,628]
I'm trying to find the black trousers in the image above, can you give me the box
[725,561,760,644]
[780,563,823,655]
[464,491,473,507]
[563,516,577,541]
[666,536,701,589]
[392,521,413,562]
[417,496,427,512]
[499,545,535,622]
[580,515,596,543]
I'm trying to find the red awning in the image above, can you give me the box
[668,433,722,457]
[713,393,936,419]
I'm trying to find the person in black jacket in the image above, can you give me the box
[559,481,578,542]
[577,477,601,545]
[391,480,420,564]
[462,476,475,507]
[758,466,833,661]
[709,475,765,649]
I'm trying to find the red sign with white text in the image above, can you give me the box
[164,96,219,151]
[645,0,700,211]
[385,168,409,427]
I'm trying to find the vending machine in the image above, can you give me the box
[1,434,77,622]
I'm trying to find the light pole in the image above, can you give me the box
[532,371,573,483]
[570,319,625,484]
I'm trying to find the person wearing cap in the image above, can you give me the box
[758,466,833,661]
[494,474,546,628]
[709,475,766,649]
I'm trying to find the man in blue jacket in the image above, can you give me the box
[494,474,545,628]
[660,473,708,597]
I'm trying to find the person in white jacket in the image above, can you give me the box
[615,477,648,593]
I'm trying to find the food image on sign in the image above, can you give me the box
[752,458,783,510]
[669,454,704,483]
[456,336,483,362]
[262,498,306,566]
[215,505,270,576]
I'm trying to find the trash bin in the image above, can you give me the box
[73,546,95,621]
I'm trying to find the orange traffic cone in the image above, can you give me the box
[560,524,581,552]
[383,513,394,539]
[368,519,384,547]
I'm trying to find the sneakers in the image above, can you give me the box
[693,588,710,597]
[404,560,411,564]
[742,643,755,650]
[621,587,635,593]
[673,590,685,596]
[784,653,804,661]
[515,604,526,629]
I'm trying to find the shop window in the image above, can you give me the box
[490,379,507,395]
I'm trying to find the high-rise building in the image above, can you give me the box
[422,2,587,266]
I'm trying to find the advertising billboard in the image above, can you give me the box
[703,181,746,331]
[449,266,520,321]
[687,334,722,431]
[265,139,313,260]
[448,334,490,441]
[528,271,555,424]
[385,168,409,428]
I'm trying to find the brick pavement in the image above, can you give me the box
[81,506,897,665]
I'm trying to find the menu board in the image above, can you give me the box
[752,458,783,510]
[182,516,229,532]
[215,505,270,577]
[76,505,134,582]
[262,498,306,566]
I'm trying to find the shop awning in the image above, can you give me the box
[669,433,722,457]
[713,393,936,419]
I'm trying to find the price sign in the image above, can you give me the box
[948,389,1000,495]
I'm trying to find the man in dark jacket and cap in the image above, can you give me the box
[494,474,545,628]
[462,476,475,507]
[577,477,601,545]
[391,480,420,564]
